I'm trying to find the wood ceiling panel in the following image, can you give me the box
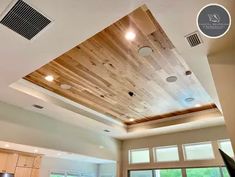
[24,6,216,124]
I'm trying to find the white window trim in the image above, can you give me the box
[182,141,215,161]
[154,145,180,163]
[129,148,150,164]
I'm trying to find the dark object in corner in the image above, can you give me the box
[0,173,14,177]
[219,148,235,177]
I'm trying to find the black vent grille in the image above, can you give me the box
[0,0,51,40]
[185,32,202,47]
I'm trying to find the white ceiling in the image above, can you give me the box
[0,140,115,164]
[0,0,234,139]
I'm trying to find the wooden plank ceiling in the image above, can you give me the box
[24,6,216,125]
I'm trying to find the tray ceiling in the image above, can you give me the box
[24,6,216,125]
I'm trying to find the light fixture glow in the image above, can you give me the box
[195,104,201,107]
[99,145,104,149]
[129,118,135,122]
[34,149,38,153]
[45,75,54,82]
[4,144,10,148]
[125,31,136,41]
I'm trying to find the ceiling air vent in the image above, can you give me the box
[185,31,202,47]
[0,0,51,40]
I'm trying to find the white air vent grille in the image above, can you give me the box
[0,0,51,40]
[185,32,202,47]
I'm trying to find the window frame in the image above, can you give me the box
[129,148,150,164]
[154,145,180,163]
[182,141,215,161]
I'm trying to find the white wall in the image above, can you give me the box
[0,101,121,161]
[40,157,97,177]
[98,163,116,177]
[122,126,229,177]
[208,48,235,149]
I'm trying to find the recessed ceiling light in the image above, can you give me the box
[185,97,194,102]
[166,76,177,83]
[45,75,54,82]
[125,31,136,41]
[195,104,201,107]
[129,118,135,122]
[60,84,72,90]
[138,46,153,57]
[4,144,10,148]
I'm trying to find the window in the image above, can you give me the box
[154,169,182,177]
[221,167,229,177]
[50,173,65,177]
[129,148,150,164]
[129,170,152,177]
[154,145,179,162]
[183,142,214,160]
[186,167,221,177]
[67,174,80,177]
[218,139,234,157]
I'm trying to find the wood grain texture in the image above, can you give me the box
[15,167,32,177]
[24,6,215,124]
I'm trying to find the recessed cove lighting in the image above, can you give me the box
[45,75,54,82]
[125,31,136,41]
[166,76,177,83]
[60,84,72,90]
[195,104,201,107]
[185,97,194,102]
[138,46,153,57]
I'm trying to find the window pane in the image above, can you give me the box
[155,169,182,177]
[50,174,65,177]
[130,170,152,177]
[186,168,221,177]
[219,140,234,157]
[129,149,150,164]
[183,142,214,160]
[222,167,230,177]
[155,145,179,162]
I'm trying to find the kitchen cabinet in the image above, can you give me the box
[33,156,41,169]
[17,155,34,168]
[31,168,40,177]
[15,167,32,177]
[0,152,18,173]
